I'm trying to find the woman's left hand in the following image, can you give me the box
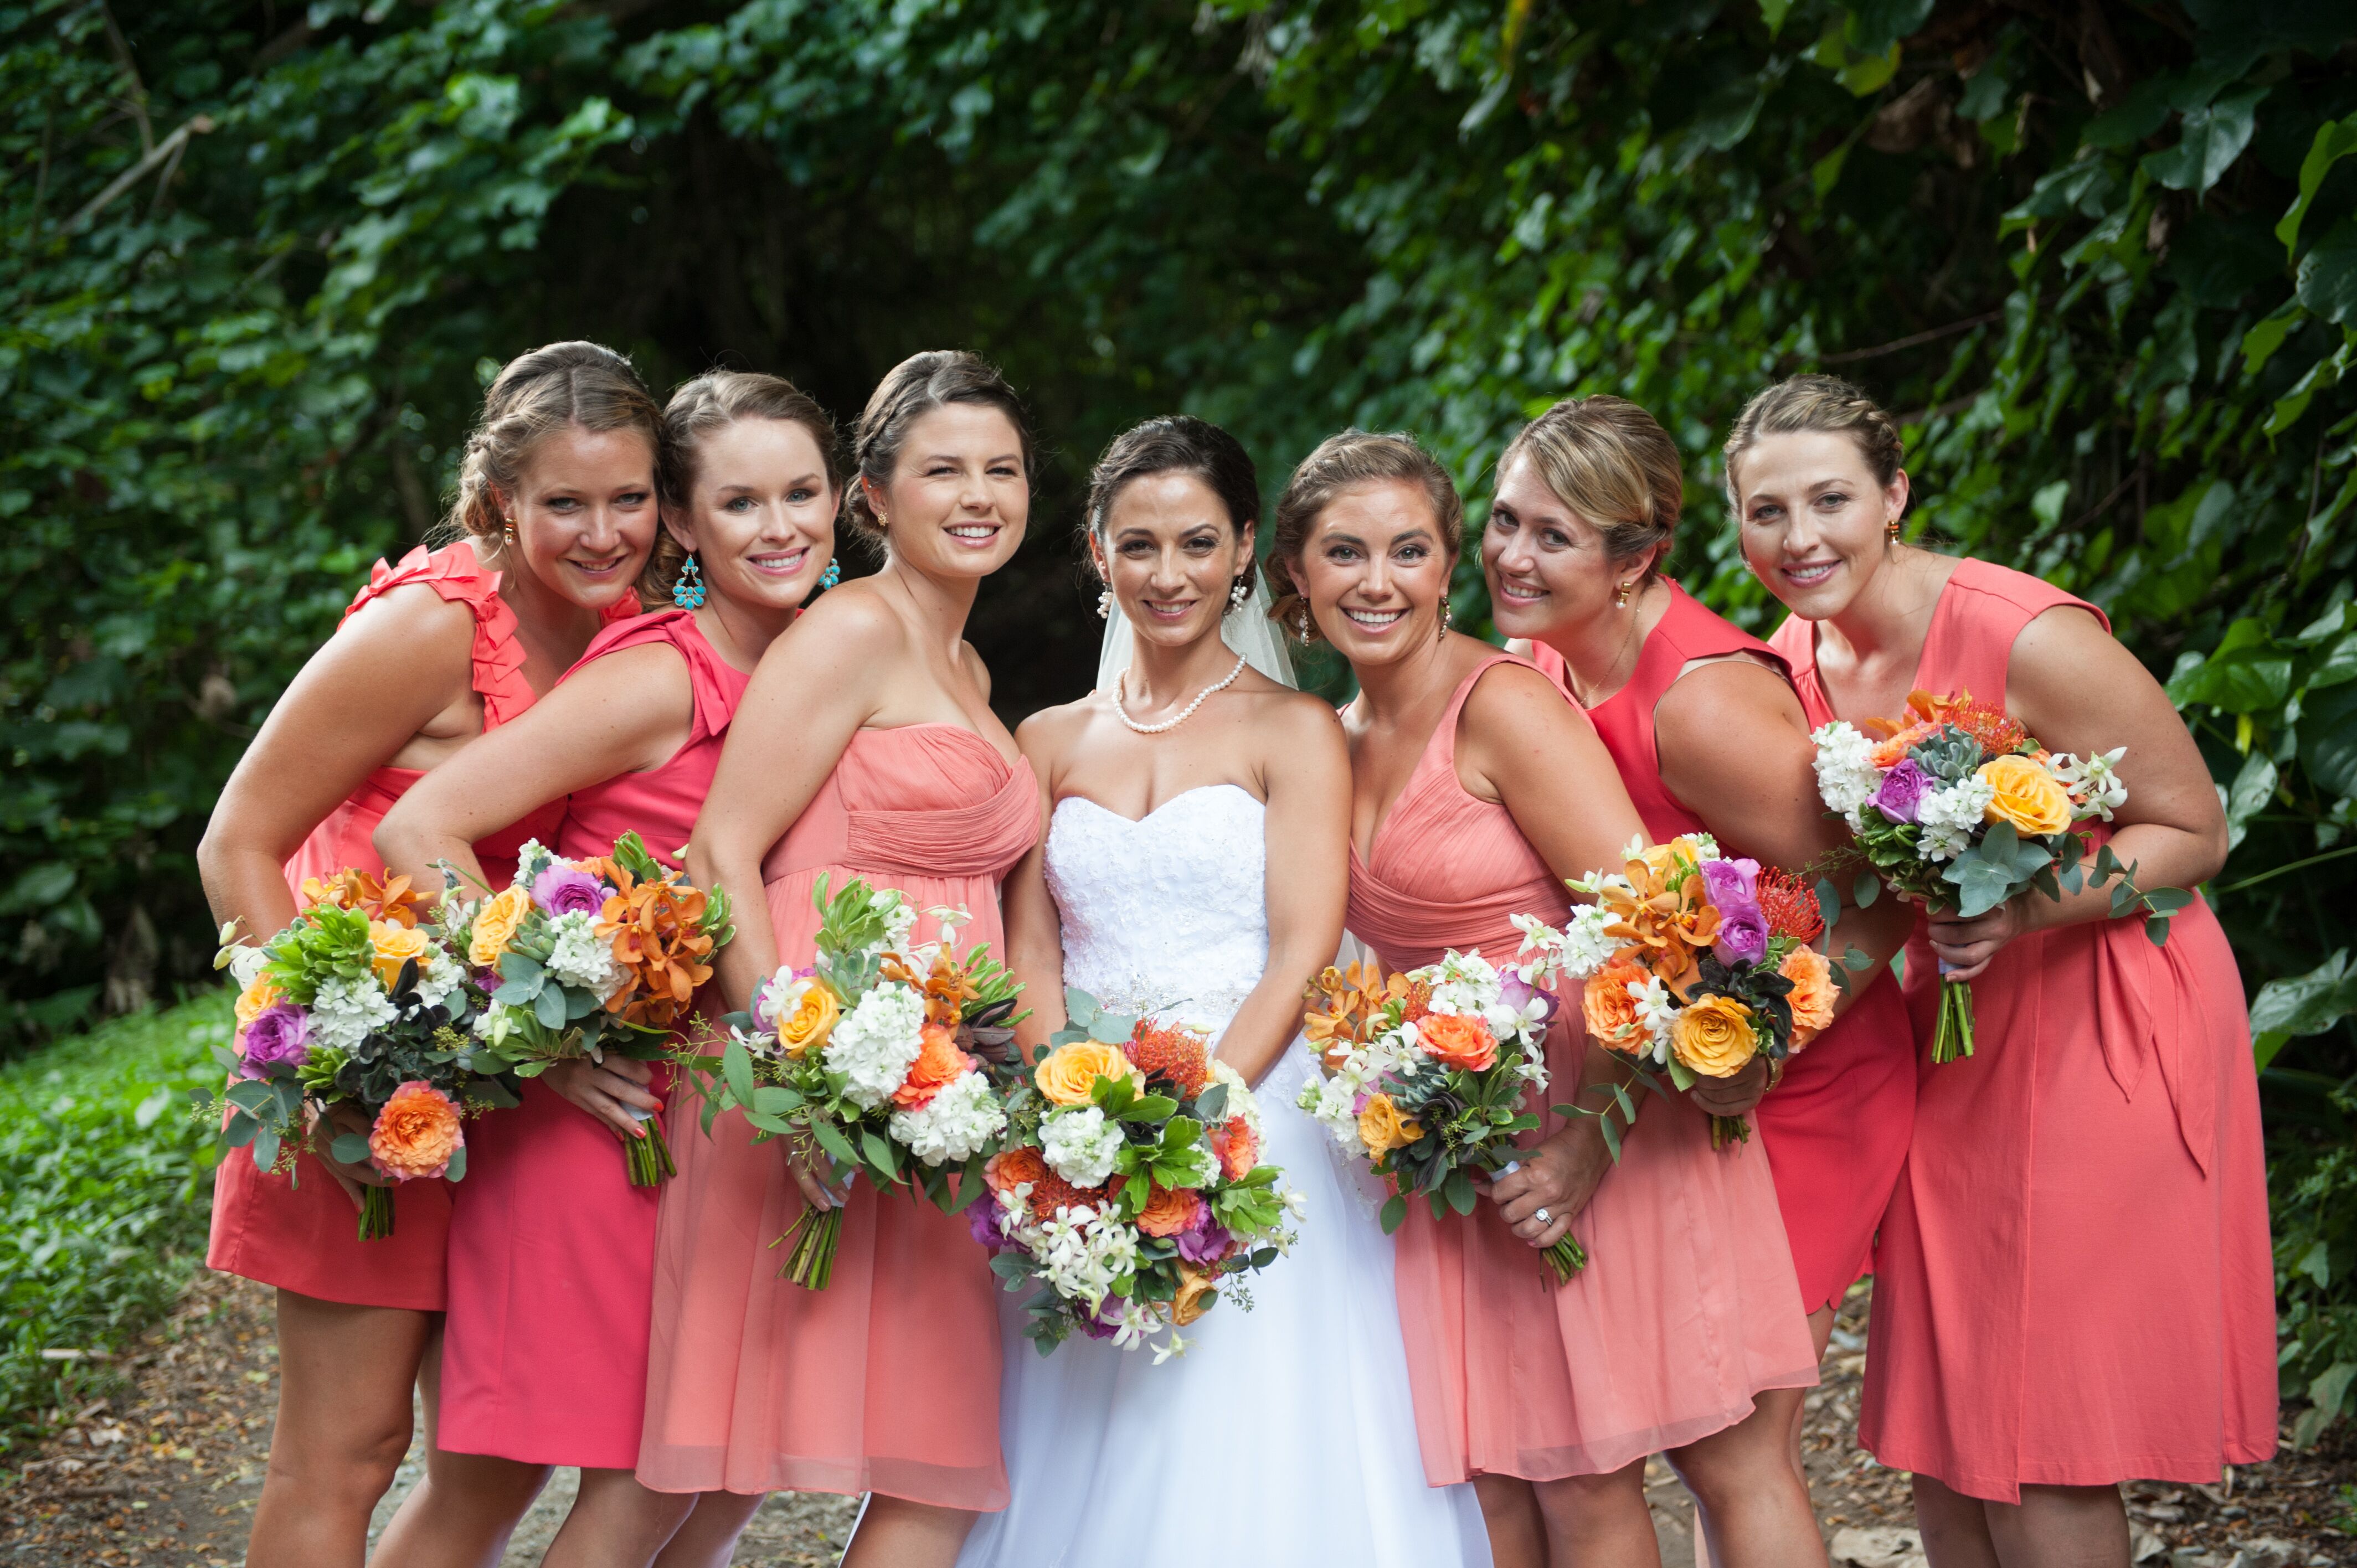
[1687,1056,1769,1118]
[1926,897,2034,984]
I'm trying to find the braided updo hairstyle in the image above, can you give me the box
[441,341,662,547]
[1083,415,1262,597]
[644,370,841,601]
[1266,430,1461,645]
[1721,373,1906,510]
[1499,395,1685,585]
[843,350,1033,543]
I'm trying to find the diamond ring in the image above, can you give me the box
[1533,1206,1552,1225]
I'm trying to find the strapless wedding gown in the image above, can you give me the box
[954,785,1491,1568]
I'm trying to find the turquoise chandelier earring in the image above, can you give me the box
[672,553,707,610]
[819,558,841,590]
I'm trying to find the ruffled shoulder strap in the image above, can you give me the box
[346,541,537,731]
[569,607,756,747]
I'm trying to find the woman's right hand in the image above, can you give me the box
[786,1146,848,1211]
[544,1055,665,1141]
[311,1102,395,1211]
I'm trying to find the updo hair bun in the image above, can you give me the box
[644,370,843,602]
[1499,395,1684,584]
[844,350,1033,541]
[1265,429,1461,646]
[442,341,662,546]
[1722,373,1905,507]
[1083,415,1262,594]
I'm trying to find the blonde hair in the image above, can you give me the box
[1267,430,1461,644]
[1498,395,1684,584]
[645,370,841,600]
[440,341,661,545]
[1722,374,1905,508]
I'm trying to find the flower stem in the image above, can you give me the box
[357,1186,395,1242]
[624,1121,676,1187]
[1542,1234,1587,1282]
[1932,977,1977,1065]
[774,1203,841,1290]
[1710,1113,1753,1151]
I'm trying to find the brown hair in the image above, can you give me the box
[1497,395,1684,585]
[1266,430,1461,644]
[1722,373,1906,508]
[441,341,662,546]
[1083,415,1262,596]
[844,350,1033,540]
[645,370,842,600]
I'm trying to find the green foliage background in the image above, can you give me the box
[7,0,2357,1433]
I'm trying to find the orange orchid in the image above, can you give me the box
[301,867,427,928]
[1599,836,1720,997]
[595,865,716,1028]
[1304,961,1415,1069]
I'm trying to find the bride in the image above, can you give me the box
[955,416,1490,1568]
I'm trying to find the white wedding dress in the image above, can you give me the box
[954,783,1491,1568]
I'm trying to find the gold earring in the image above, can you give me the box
[1886,517,1902,543]
[1612,580,1634,607]
[502,517,518,546]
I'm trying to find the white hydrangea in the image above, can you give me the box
[308,971,399,1053]
[1206,1058,1263,1138]
[1041,1104,1126,1188]
[1915,777,1997,862]
[409,943,465,1014]
[544,910,622,993]
[887,1070,1006,1165]
[2051,746,2129,821]
[1812,720,1883,830]
[823,984,928,1109]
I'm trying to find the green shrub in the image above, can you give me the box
[2274,1081,2357,1448]
[0,997,224,1449]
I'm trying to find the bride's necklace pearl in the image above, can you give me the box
[1116,653,1247,735]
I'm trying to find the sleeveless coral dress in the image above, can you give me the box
[206,542,629,1311]
[439,609,751,1469]
[1777,558,2276,1499]
[1349,654,1817,1484]
[1534,581,1917,1312]
[637,725,1038,1507]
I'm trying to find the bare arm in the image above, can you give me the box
[1001,710,1074,1061]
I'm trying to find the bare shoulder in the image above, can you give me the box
[1460,656,1577,735]
[2006,603,2154,721]
[782,581,908,661]
[1242,682,1347,751]
[1015,694,1099,771]
[2008,602,2114,666]
[1658,656,1805,744]
[566,638,692,705]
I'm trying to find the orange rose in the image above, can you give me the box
[1136,1184,1206,1237]
[368,920,432,992]
[1669,995,1758,1079]
[367,1081,464,1181]
[1035,1041,1139,1106]
[1581,957,1651,1049]
[1417,1012,1499,1072]
[1978,753,2073,837]
[893,1023,973,1110]
[985,1146,1048,1195]
[1210,1116,1259,1180]
[1170,1262,1218,1327]
[1779,947,1836,1041]
[1356,1093,1423,1157]
[469,886,532,968]
[234,973,284,1028]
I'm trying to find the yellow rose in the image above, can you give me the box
[1035,1041,1139,1106]
[234,974,283,1027]
[1356,1092,1424,1157]
[1977,752,2073,837]
[1670,994,1758,1079]
[469,885,532,968]
[369,920,433,991]
[1779,947,1837,1040]
[1170,1262,1218,1327]
[776,981,840,1059]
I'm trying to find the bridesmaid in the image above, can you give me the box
[1272,430,1821,1568]
[194,342,660,1567]
[1483,399,1917,1407]
[659,350,1039,1568]
[1727,374,2276,1566]
[372,372,841,1567]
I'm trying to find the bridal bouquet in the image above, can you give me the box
[1298,944,1587,1281]
[972,991,1295,1358]
[1533,837,1837,1149]
[1810,688,2184,1064]
[691,876,1020,1288]
[208,868,514,1240]
[447,833,734,1185]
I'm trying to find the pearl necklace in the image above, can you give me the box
[1115,654,1247,735]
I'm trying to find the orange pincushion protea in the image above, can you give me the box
[1756,868,1825,944]
[302,868,428,928]
[1865,688,2027,765]
[593,862,716,1028]
[1125,1020,1212,1097]
[1026,1167,1110,1222]
[1599,837,1720,995]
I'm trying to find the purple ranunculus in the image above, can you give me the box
[241,1003,312,1078]
[1699,855,1761,911]
[1713,904,1771,968]
[1497,971,1561,1027]
[1874,759,1931,824]
[1175,1210,1234,1265]
[967,1196,1011,1252]
[531,863,611,918]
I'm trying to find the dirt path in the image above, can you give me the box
[2,1275,2348,1566]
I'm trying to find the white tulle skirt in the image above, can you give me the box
[954,1044,1493,1568]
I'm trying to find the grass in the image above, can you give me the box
[0,996,226,1451]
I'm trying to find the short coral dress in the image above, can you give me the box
[1533,580,1917,1312]
[637,724,1038,1507]
[205,543,629,1311]
[1349,654,1818,1484]
[1778,558,2277,1499]
[439,609,750,1469]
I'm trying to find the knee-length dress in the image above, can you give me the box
[205,543,627,1311]
[1534,580,1917,1312]
[1348,654,1817,1484]
[1777,557,2276,1499]
[636,724,1038,1507]
[439,608,750,1469]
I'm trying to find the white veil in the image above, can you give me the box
[1095,576,1298,692]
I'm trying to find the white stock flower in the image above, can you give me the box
[1552,905,1619,977]
[544,910,622,993]
[1041,1105,1125,1188]
[1915,777,1996,862]
[1812,721,1883,826]
[308,972,398,1053]
[512,839,554,883]
[824,984,928,1109]
[887,1070,1006,1165]
[410,943,464,1013]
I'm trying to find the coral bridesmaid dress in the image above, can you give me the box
[1779,558,2276,1499]
[1532,581,1918,1313]
[205,543,630,1311]
[438,608,750,1469]
[637,725,1038,1507]
[1348,654,1816,1485]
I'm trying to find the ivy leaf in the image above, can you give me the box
[2295,219,2357,328]
[2141,89,2266,195]
[2278,114,2357,257]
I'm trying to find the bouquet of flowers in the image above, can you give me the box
[1297,943,1587,1281]
[207,868,515,1240]
[444,833,733,1185]
[1534,837,1843,1149]
[1810,688,2184,1063]
[972,990,1294,1358]
[692,876,1021,1288]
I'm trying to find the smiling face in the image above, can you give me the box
[1481,452,1648,641]
[866,403,1029,579]
[1291,478,1455,670]
[499,424,661,611]
[1093,471,1252,654]
[667,417,837,614]
[1733,429,1911,621]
